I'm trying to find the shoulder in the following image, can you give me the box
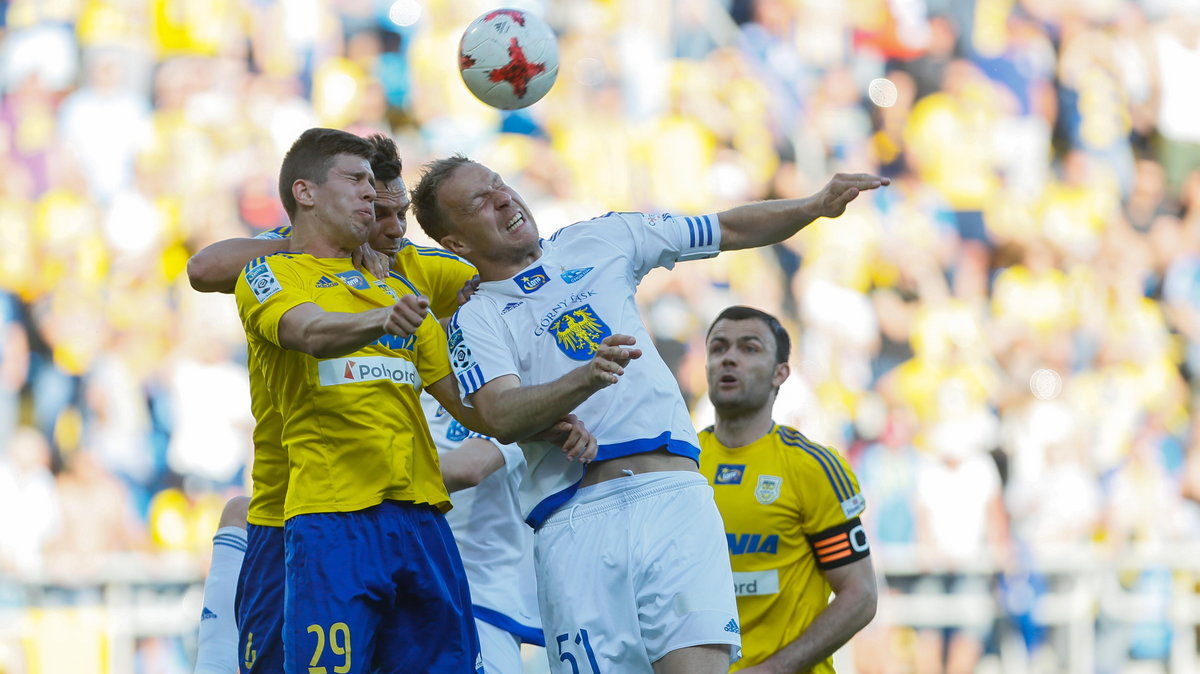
[253,225,293,240]
[773,426,852,476]
[449,294,504,329]
[545,212,652,243]
[775,426,865,513]
[386,270,421,295]
[400,241,475,269]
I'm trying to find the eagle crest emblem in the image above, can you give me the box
[548,304,612,361]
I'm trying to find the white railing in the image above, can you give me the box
[0,544,1197,673]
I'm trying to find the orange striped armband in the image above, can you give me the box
[806,517,870,570]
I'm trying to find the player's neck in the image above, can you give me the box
[712,406,775,449]
[290,220,355,259]
[477,248,543,282]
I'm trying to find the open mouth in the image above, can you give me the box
[719,374,738,385]
[506,212,525,232]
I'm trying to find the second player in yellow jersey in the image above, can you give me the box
[699,306,877,674]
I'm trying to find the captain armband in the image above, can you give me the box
[806,517,870,570]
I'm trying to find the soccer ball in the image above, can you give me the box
[458,9,559,110]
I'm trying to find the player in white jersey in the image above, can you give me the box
[422,392,542,674]
[410,155,888,674]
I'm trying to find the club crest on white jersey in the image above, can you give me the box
[549,304,611,360]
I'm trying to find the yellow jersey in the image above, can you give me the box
[394,241,477,321]
[235,252,453,519]
[243,240,476,526]
[699,424,869,673]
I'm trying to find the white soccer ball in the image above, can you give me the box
[458,9,559,110]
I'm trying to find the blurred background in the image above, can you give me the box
[0,0,1198,671]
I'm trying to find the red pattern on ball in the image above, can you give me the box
[486,38,547,99]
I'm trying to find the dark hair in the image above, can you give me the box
[707,306,791,365]
[366,134,402,184]
[278,128,374,220]
[412,154,476,242]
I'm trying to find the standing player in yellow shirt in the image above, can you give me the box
[699,306,878,673]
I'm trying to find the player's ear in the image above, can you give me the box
[772,361,790,388]
[440,233,469,257]
[293,179,315,209]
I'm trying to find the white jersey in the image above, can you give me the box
[448,212,721,527]
[421,392,541,643]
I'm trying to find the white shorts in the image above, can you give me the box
[535,471,740,673]
[476,618,522,674]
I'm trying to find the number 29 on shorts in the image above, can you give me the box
[307,622,351,674]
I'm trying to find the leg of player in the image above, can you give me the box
[475,619,523,674]
[194,496,249,674]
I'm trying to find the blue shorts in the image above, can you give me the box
[235,524,285,673]
[284,500,482,674]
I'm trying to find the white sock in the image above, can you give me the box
[194,526,247,674]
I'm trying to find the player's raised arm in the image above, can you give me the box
[424,333,639,445]
[716,172,889,251]
[188,237,292,293]
[277,294,429,358]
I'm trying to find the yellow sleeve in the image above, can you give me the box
[780,428,869,570]
[414,312,452,389]
[407,247,478,320]
[234,255,312,347]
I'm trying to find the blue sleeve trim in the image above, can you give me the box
[457,364,485,394]
[471,605,544,646]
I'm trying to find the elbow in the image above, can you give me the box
[493,429,521,445]
[856,578,880,628]
[186,254,233,294]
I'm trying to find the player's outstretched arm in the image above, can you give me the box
[439,437,505,492]
[188,237,291,294]
[717,173,890,251]
[426,334,640,445]
[277,294,429,358]
[737,555,878,674]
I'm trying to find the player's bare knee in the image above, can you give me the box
[219,496,250,529]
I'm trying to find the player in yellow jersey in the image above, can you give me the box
[222,128,609,674]
[699,306,878,674]
[188,133,551,673]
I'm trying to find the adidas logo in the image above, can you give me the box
[315,276,337,288]
[201,607,218,621]
[723,618,739,634]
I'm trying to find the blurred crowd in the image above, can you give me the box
[0,0,1198,671]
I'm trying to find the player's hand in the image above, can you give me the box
[456,275,481,307]
[813,173,890,219]
[585,334,642,389]
[353,242,392,280]
[381,294,429,337]
[537,414,597,463]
